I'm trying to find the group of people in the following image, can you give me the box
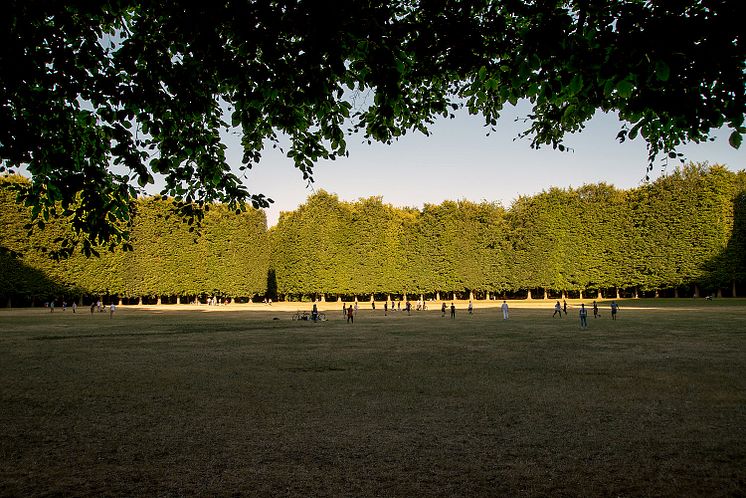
[314,298,620,327]
[45,299,116,318]
[555,300,619,328]
[440,300,508,320]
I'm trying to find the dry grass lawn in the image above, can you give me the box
[1,299,745,497]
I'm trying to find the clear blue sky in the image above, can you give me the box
[226,100,745,227]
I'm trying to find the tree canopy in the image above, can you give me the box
[2,1,744,250]
[2,165,746,305]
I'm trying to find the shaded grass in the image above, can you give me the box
[1,305,745,497]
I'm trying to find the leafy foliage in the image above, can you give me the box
[2,164,746,304]
[2,1,743,250]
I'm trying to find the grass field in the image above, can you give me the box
[1,299,745,497]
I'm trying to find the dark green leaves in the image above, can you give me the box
[2,1,743,254]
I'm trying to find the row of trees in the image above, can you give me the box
[0,175,269,306]
[270,163,746,300]
[1,163,745,306]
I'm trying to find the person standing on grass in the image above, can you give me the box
[90,302,95,314]
[501,300,509,320]
[72,301,77,313]
[610,301,619,320]
[384,301,388,316]
[563,299,568,316]
[553,301,562,318]
[311,303,319,322]
[109,303,116,319]
[450,303,456,319]
[579,303,588,329]
[592,300,599,318]
[50,300,55,313]
[468,301,473,315]
[346,304,354,324]
[441,302,447,317]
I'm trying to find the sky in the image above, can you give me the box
[223,100,746,227]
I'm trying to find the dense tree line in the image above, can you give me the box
[1,163,745,306]
[270,164,746,301]
[0,176,269,306]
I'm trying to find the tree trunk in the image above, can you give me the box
[732,279,737,298]
[526,289,532,300]
[487,292,491,300]
[321,294,326,302]
[693,284,700,298]
[176,295,181,305]
[579,290,584,300]
[6,297,11,308]
[717,288,723,298]
[654,289,659,298]
[138,296,143,305]
[157,296,162,305]
[469,290,474,301]
[633,287,638,299]
[118,296,123,305]
[674,288,679,298]
[543,288,548,300]
[436,292,440,301]
[597,289,603,299]
[404,292,408,301]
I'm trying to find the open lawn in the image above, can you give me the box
[1,300,745,497]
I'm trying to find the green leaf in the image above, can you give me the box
[729,130,742,149]
[569,74,583,96]
[655,61,670,82]
[616,80,635,98]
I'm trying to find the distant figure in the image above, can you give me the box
[72,302,77,313]
[354,301,359,313]
[90,302,96,314]
[468,301,473,315]
[371,301,375,310]
[268,298,272,305]
[50,300,55,313]
[109,303,116,319]
[441,302,447,317]
[450,303,456,319]
[406,301,411,315]
[346,305,354,324]
[610,301,619,320]
[384,301,388,316]
[553,301,562,318]
[592,300,599,318]
[501,300,509,320]
[62,301,67,311]
[342,303,347,317]
[311,303,319,322]
[563,299,568,316]
[579,303,588,329]
[97,300,102,313]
